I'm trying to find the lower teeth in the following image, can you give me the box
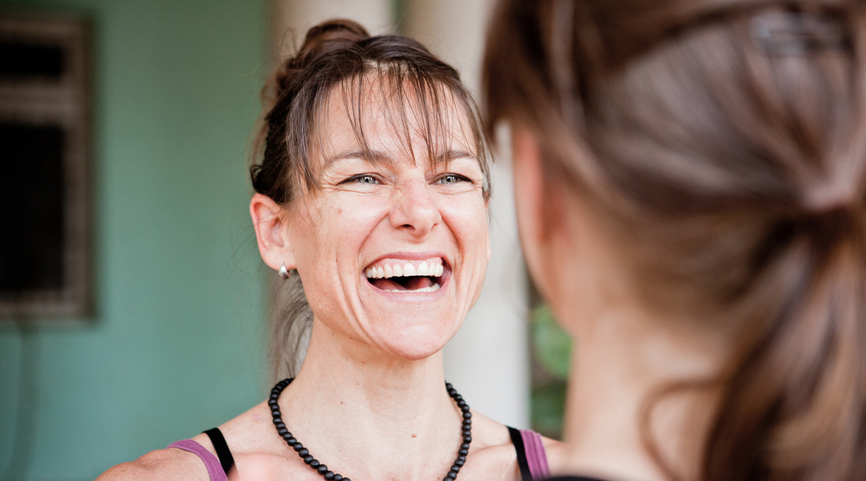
[385,283,440,293]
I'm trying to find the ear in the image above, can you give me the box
[250,193,296,272]
[511,126,556,299]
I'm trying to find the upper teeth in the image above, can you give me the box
[365,258,445,279]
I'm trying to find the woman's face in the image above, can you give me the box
[284,85,490,361]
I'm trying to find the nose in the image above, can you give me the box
[389,177,441,238]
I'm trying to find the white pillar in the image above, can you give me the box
[403,0,531,429]
[269,0,392,58]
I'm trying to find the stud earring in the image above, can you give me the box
[278,264,290,279]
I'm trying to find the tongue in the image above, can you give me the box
[372,278,407,291]
[371,276,435,291]
[405,276,434,290]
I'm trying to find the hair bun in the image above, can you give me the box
[271,19,370,95]
[296,19,370,63]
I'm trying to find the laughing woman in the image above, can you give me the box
[98,19,561,481]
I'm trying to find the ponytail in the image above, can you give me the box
[705,207,866,480]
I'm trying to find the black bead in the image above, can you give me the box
[455,458,464,467]
[272,417,283,424]
[277,427,288,436]
[457,455,466,462]
[298,448,309,457]
[459,448,469,455]
[462,420,471,426]
[461,443,470,450]
[282,433,293,441]
[317,465,329,475]
[463,411,472,419]
[310,460,320,469]
[451,465,460,473]
[343,478,351,481]
[270,393,279,399]
[293,443,305,452]
[304,455,314,464]
[463,435,472,443]
[286,437,298,445]
[460,405,470,412]
[275,422,286,430]
[324,471,335,480]
[453,394,462,401]
[462,430,471,437]
[446,472,457,479]
[457,399,466,408]
[333,476,343,481]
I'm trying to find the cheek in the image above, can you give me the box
[441,196,490,261]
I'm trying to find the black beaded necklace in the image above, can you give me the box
[269,378,472,481]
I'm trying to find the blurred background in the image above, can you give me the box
[0,1,566,479]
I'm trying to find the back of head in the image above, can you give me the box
[484,1,866,480]
[252,19,490,381]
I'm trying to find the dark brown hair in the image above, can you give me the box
[484,1,866,480]
[253,19,490,380]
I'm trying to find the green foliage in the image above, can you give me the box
[531,303,572,380]
[531,381,567,439]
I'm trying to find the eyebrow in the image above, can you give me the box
[324,149,476,166]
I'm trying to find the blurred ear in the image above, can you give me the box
[511,127,552,295]
[512,126,582,304]
[250,193,296,271]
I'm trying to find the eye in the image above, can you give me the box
[344,174,379,185]
[437,174,468,185]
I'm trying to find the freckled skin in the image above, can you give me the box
[283,87,492,361]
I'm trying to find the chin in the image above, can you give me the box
[377,325,453,361]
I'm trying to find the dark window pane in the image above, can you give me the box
[0,42,65,79]
[0,122,65,292]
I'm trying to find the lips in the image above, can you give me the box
[364,257,446,293]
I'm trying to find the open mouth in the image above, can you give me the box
[364,257,446,293]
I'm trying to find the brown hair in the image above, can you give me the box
[484,1,866,480]
[252,19,490,380]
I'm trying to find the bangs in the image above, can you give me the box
[305,67,491,197]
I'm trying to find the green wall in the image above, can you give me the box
[0,1,269,479]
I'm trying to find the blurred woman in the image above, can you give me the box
[98,19,562,481]
[484,1,866,480]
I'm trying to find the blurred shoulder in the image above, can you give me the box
[96,446,210,481]
[540,435,568,473]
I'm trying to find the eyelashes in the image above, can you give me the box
[343,174,380,185]
[340,173,474,186]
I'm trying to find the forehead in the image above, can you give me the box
[313,74,478,163]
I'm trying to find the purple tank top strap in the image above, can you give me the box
[520,429,551,480]
[167,439,229,481]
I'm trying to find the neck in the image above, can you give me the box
[559,310,727,481]
[280,319,463,481]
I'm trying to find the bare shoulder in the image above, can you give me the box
[96,447,208,481]
[96,403,272,481]
[458,412,519,480]
[464,412,569,480]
